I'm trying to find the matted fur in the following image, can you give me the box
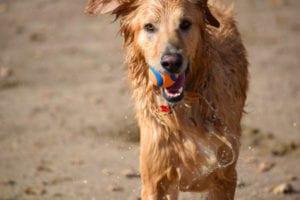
[85,0,248,199]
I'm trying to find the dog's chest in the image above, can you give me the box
[148,128,221,189]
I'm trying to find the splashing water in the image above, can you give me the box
[199,94,240,169]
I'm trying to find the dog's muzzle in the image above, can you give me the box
[160,53,183,74]
[161,62,189,103]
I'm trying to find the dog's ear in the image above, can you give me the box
[85,0,127,15]
[203,5,220,28]
[190,0,220,28]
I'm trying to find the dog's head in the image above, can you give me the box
[86,0,219,103]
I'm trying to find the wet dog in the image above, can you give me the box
[85,0,248,199]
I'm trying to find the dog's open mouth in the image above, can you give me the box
[162,73,185,103]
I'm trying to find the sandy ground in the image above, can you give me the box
[0,0,299,199]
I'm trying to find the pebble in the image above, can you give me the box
[53,193,64,198]
[24,187,47,195]
[127,197,141,200]
[71,159,84,166]
[102,168,113,176]
[286,175,298,182]
[256,162,275,173]
[107,185,123,192]
[237,180,246,188]
[0,179,16,186]
[271,0,287,6]
[36,164,54,173]
[271,142,300,156]
[244,156,258,164]
[0,67,14,78]
[30,32,46,42]
[90,96,103,105]
[271,183,295,195]
[121,168,140,178]
[42,177,73,186]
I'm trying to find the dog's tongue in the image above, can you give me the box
[167,73,185,93]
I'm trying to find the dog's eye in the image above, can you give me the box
[180,20,192,31]
[144,23,156,33]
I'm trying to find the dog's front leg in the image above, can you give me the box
[206,166,237,200]
[140,145,179,199]
[141,178,179,200]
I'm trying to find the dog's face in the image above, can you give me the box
[135,1,200,74]
[133,1,205,103]
[86,0,219,103]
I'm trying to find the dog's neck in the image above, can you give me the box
[126,49,217,128]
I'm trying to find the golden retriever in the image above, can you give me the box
[85,0,248,199]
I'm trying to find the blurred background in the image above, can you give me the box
[0,0,299,199]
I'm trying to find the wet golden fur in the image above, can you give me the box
[85,0,248,199]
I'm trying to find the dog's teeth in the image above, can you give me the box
[179,87,183,93]
[164,87,183,98]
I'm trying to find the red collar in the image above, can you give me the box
[159,105,172,114]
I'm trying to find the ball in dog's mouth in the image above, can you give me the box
[162,73,185,103]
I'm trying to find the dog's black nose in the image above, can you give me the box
[160,53,183,73]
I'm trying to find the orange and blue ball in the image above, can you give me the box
[148,66,179,88]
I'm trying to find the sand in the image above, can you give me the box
[0,0,299,199]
